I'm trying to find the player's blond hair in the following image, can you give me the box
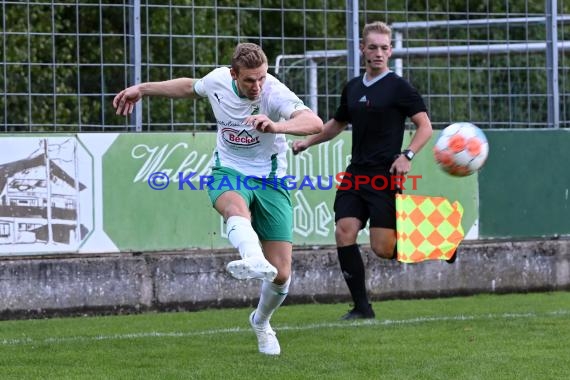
[362,21,392,42]
[231,43,268,73]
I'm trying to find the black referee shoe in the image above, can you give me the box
[340,304,376,320]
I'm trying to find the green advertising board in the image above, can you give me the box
[478,130,570,238]
[102,133,218,251]
[6,130,570,256]
[101,132,479,252]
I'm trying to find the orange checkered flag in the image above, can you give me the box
[395,194,464,263]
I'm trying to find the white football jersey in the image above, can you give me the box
[193,67,309,178]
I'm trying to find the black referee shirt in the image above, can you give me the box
[334,72,427,169]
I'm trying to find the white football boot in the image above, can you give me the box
[249,311,280,355]
[226,256,277,282]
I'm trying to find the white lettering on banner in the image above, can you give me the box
[132,138,352,240]
[286,139,350,239]
[292,191,334,238]
[132,139,347,184]
[287,139,348,184]
[131,143,210,183]
[315,202,332,237]
[293,191,313,237]
[174,151,210,179]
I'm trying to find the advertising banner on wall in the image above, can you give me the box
[0,133,478,256]
[0,136,94,255]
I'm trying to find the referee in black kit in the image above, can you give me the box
[293,21,433,319]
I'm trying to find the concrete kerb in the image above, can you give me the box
[0,238,568,320]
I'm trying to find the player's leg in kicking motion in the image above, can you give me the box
[214,175,293,355]
[216,191,277,281]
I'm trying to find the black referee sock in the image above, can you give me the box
[337,244,370,311]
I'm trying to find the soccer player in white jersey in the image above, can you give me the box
[113,43,323,355]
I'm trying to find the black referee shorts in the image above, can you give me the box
[333,167,397,229]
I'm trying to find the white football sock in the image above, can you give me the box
[253,277,291,327]
[226,216,263,259]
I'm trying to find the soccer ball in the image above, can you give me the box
[433,122,489,177]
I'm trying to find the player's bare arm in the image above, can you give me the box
[406,111,433,153]
[244,109,323,136]
[113,78,198,116]
[390,111,433,175]
[292,118,348,154]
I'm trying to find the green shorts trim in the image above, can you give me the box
[207,166,293,242]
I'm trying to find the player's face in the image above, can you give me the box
[361,32,392,73]
[231,64,268,100]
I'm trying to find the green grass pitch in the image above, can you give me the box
[1,292,569,379]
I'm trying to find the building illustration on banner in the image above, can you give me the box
[0,137,93,254]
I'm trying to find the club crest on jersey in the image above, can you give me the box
[221,128,260,146]
[251,105,260,115]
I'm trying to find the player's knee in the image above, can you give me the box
[223,204,250,219]
[335,225,358,245]
[371,243,394,259]
[215,192,250,219]
[273,271,290,285]
[270,260,291,284]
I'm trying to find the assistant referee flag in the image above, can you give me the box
[395,194,464,263]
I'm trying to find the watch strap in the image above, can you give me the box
[401,149,415,161]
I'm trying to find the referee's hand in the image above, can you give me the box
[390,154,411,176]
[292,140,308,155]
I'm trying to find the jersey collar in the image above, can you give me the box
[363,70,391,87]
[232,80,248,99]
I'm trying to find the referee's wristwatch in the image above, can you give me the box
[401,149,415,161]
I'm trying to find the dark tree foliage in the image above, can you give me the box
[1,1,567,131]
